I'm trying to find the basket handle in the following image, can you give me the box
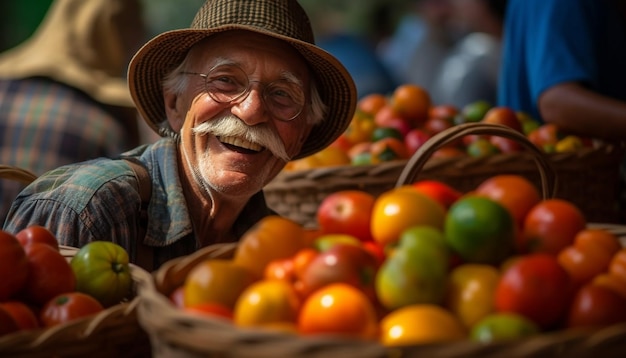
[0,165,38,184]
[395,122,558,199]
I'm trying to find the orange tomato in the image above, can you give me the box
[298,283,378,340]
[557,229,621,287]
[344,112,377,146]
[371,186,446,247]
[380,304,466,346]
[520,199,586,255]
[234,279,301,328]
[593,273,626,299]
[609,249,626,284]
[473,175,542,229]
[233,216,307,276]
[390,84,431,125]
[369,137,409,164]
[357,93,388,116]
[183,259,257,310]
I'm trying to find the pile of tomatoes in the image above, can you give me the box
[284,84,593,171]
[166,174,626,347]
[0,227,132,337]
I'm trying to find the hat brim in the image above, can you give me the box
[128,25,356,160]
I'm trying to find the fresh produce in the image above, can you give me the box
[0,226,135,337]
[70,241,132,307]
[135,174,626,348]
[283,84,594,171]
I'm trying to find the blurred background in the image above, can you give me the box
[0,0,505,106]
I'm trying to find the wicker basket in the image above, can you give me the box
[264,123,624,228]
[0,246,152,358]
[135,228,626,358]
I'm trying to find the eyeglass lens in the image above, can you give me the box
[204,65,305,121]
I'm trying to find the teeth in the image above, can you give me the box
[219,136,263,152]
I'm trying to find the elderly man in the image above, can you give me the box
[3,0,356,270]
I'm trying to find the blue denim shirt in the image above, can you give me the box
[3,138,274,269]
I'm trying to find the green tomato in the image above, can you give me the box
[470,313,540,343]
[70,241,132,307]
[445,196,515,265]
[376,226,449,310]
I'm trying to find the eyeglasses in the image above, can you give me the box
[182,64,306,122]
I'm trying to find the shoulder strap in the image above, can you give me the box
[123,158,154,271]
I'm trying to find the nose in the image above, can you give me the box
[230,84,269,126]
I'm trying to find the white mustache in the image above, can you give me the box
[192,115,291,161]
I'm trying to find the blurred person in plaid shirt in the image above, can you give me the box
[3,0,357,271]
[0,0,147,223]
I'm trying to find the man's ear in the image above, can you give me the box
[164,90,184,132]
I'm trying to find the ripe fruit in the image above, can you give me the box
[389,84,431,125]
[185,302,234,320]
[39,292,104,327]
[316,190,376,242]
[183,259,256,310]
[15,225,59,251]
[371,186,446,247]
[234,279,301,327]
[567,284,626,329]
[446,264,500,328]
[0,301,39,330]
[0,230,29,301]
[494,253,571,328]
[21,242,76,306]
[298,283,378,340]
[473,175,541,229]
[233,216,306,277]
[520,199,586,255]
[445,196,516,264]
[380,304,466,346]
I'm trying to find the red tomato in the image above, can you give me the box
[0,230,29,301]
[567,284,626,329]
[15,225,59,251]
[0,301,39,331]
[299,244,379,301]
[494,253,571,328]
[40,292,104,327]
[21,243,77,306]
[185,302,234,320]
[0,306,19,337]
[520,199,586,255]
[316,190,376,242]
[412,180,462,210]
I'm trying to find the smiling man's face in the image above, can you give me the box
[168,31,313,198]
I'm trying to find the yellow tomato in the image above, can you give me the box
[445,264,500,329]
[380,304,466,346]
[371,186,446,247]
[233,279,301,328]
[233,216,307,277]
[183,259,257,310]
[344,112,377,145]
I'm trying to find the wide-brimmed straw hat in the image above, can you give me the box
[128,0,357,159]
